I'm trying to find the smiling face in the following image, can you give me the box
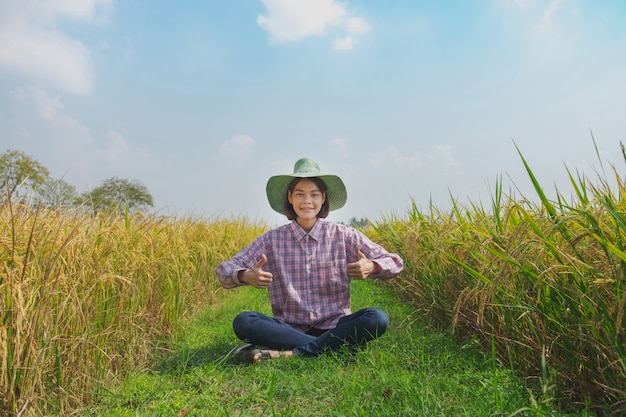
[287,178,327,230]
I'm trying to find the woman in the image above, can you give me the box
[216,158,403,363]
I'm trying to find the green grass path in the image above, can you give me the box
[87,281,574,417]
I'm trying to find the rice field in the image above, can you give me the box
[0,198,265,416]
[1,146,625,415]
[370,146,626,415]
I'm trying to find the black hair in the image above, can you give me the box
[283,177,329,220]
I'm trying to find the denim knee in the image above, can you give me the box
[366,308,389,336]
[232,311,257,341]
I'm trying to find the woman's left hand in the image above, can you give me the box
[347,246,381,279]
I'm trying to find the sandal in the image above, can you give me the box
[230,344,271,363]
[250,349,290,362]
[229,343,257,364]
[250,349,272,363]
[230,344,288,364]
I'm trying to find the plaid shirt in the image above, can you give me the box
[216,219,403,332]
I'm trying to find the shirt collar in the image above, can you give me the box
[290,218,325,242]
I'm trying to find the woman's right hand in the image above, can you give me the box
[238,254,273,289]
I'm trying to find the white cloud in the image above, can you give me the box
[96,131,153,167]
[12,85,91,144]
[0,0,111,24]
[333,35,354,51]
[7,86,155,190]
[369,146,423,170]
[330,144,465,222]
[496,0,539,8]
[257,0,370,51]
[429,145,457,167]
[345,17,371,35]
[328,137,349,159]
[540,0,566,30]
[0,0,111,94]
[257,0,346,42]
[218,134,256,160]
[333,18,371,51]
[1,26,93,94]
[495,0,568,31]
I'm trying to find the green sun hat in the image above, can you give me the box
[266,158,347,215]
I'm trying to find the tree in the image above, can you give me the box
[349,217,370,229]
[0,149,50,201]
[36,177,78,209]
[339,217,371,229]
[81,177,154,214]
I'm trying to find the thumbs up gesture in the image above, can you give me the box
[347,247,379,279]
[239,254,273,289]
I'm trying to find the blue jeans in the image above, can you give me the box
[232,308,389,357]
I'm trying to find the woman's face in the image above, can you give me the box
[288,179,326,222]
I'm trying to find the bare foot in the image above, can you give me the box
[252,349,293,363]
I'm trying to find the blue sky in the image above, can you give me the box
[1,0,625,225]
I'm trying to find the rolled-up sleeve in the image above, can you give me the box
[216,267,246,289]
[215,236,265,289]
[355,233,403,280]
[369,254,403,280]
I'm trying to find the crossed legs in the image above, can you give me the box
[232,308,389,358]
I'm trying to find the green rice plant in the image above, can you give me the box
[376,143,626,415]
[0,191,266,416]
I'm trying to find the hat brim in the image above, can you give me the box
[266,173,347,215]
